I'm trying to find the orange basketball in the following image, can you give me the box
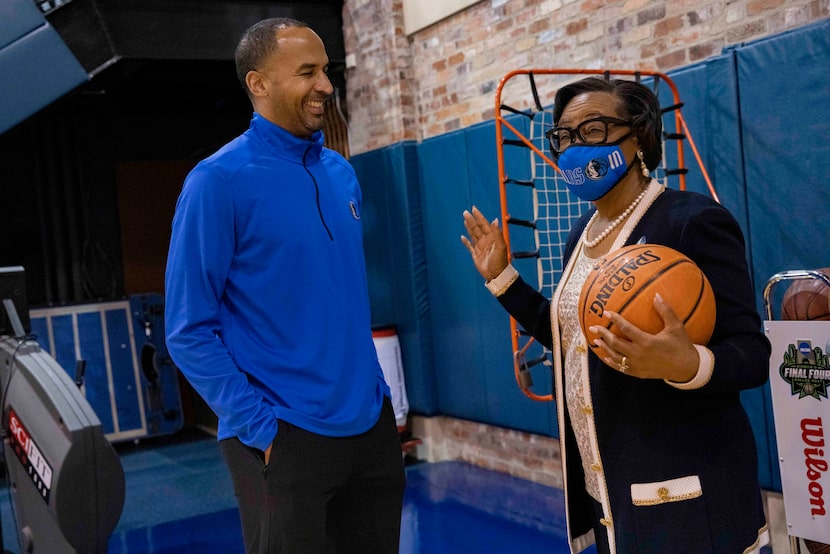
[578,244,717,361]
[781,268,830,321]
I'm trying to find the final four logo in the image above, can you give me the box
[779,339,830,400]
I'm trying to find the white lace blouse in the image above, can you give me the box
[557,248,603,501]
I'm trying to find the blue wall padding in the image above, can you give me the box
[737,18,830,306]
[660,59,751,227]
[0,12,88,134]
[353,19,830,492]
[354,142,439,415]
[418,130,491,424]
[418,120,556,435]
[735,19,830,491]
[693,56,752,233]
[462,121,557,434]
[355,117,557,436]
[661,58,780,490]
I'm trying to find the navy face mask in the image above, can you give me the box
[557,140,635,201]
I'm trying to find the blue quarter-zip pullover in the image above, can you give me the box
[165,114,389,451]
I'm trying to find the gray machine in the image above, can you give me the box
[0,266,124,552]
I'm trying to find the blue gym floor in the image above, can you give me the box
[0,429,578,553]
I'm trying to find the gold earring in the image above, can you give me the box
[638,150,649,177]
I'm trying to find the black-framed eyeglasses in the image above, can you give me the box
[545,116,632,154]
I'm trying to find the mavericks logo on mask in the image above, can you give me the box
[557,144,633,201]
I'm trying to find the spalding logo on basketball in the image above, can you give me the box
[578,244,717,361]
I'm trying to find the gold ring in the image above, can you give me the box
[619,356,629,373]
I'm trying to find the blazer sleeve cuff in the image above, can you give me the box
[664,344,714,390]
[485,264,520,297]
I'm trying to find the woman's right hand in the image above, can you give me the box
[461,206,509,281]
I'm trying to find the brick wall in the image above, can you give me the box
[343,0,829,154]
[409,414,565,488]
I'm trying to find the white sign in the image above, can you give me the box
[402,0,480,35]
[766,321,830,544]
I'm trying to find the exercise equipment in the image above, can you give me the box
[0,266,125,552]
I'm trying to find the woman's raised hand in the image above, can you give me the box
[461,206,509,281]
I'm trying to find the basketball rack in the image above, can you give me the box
[762,269,830,551]
[494,69,717,401]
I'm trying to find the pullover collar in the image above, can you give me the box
[248,113,324,163]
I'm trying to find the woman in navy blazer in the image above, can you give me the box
[462,77,770,553]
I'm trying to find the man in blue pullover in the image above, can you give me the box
[164,18,405,553]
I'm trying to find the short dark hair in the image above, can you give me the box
[552,77,663,170]
[234,18,309,92]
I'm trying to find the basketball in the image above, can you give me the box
[578,244,717,361]
[781,268,830,321]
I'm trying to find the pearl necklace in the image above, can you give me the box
[583,187,648,248]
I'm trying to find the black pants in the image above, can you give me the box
[220,399,406,554]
